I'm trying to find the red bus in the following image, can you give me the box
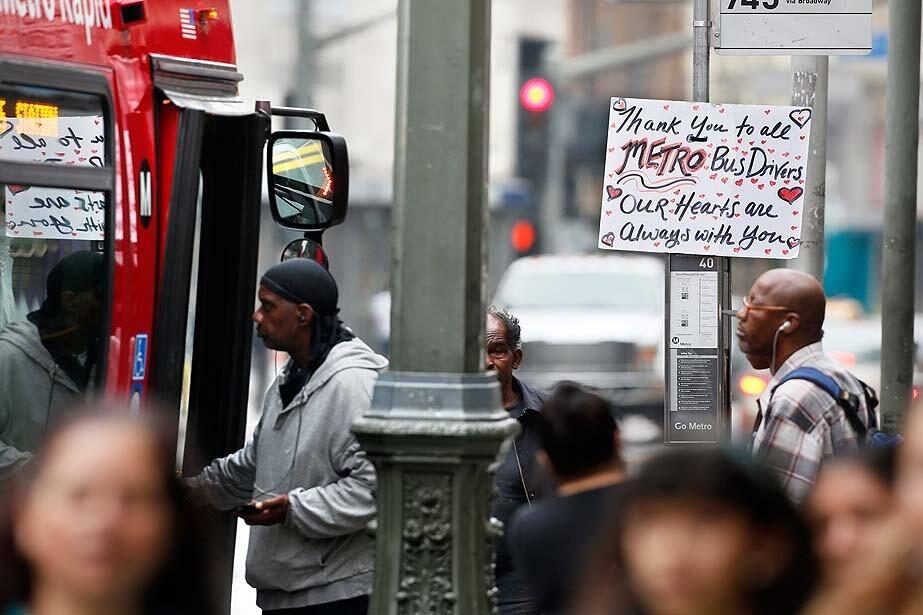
[0,2,345,604]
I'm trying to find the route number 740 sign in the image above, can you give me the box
[713,0,872,56]
[726,0,779,9]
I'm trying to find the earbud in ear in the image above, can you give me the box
[778,321,791,332]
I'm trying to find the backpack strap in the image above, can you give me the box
[772,367,868,442]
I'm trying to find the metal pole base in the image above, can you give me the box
[352,372,518,615]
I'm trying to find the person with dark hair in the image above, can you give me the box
[188,259,387,615]
[0,410,219,615]
[485,305,546,615]
[0,250,104,481]
[736,269,874,502]
[806,447,897,584]
[576,449,820,615]
[506,382,626,614]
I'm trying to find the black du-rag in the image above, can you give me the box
[260,258,355,405]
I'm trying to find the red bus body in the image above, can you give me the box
[1,1,242,394]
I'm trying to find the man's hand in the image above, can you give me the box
[236,494,290,526]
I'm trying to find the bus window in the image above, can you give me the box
[0,85,109,482]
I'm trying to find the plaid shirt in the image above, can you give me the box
[751,342,872,503]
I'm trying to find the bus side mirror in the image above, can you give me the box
[267,131,349,231]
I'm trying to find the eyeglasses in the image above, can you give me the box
[722,297,791,319]
[741,296,791,313]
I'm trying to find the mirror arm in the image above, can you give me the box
[302,230,324,246]
[267,106,331,132]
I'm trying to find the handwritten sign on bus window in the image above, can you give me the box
[5,187,105,240]
[2,115,105,241]
[0,115,106,167]
[598,98,811,259]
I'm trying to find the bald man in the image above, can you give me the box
[737,269,874,502]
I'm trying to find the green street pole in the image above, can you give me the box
[351,0,517,613]
[880,0,921,432]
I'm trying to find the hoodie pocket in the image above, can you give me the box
[320,535,346,566]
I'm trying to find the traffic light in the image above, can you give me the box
[515,38,552,255]
[516,38,553,187]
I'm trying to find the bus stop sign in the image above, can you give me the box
[713,0,872,56]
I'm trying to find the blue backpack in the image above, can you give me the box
[773,367,902,448]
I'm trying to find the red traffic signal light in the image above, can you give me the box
[510,219,537,253]
[519,78,554,113]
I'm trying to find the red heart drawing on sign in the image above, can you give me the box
[757,184,765,190]
[768,148,775,154]
[721,138,727,144]
[74,150,80,155]
[784,179,791,185]
[606,185,622,201]
[717,193,723,197]
[782,249,790,255]
[719,108,725,114]
[608,147,615,153]
[791,225,798,231]
[765,249,772,255]
[761,140,767,144]
[674,190,681,195]
[693,105,700,111]
[778,187,804,204]
[721,178,728,184]
[691,216,697,220]
[735,179,744,187]
[613,98,627,111]
[782,152,790,158]
[800,135,806,140]
[703,245,710,251]
[605,210,612,216]
[795,155,802,160]
[601,232,615,247]
[764,109,771,115]
[734,247,742,253]
[770,181,777,186]
[792,210,799,216]
[735,213,741,217]
[653,241,661,247]
[751,178,759,184]
[709,173,718,180]
[7,184,28,195]
[663,105,670,111]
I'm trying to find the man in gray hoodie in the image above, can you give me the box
[190,258,387,615]
[0,250,103,481]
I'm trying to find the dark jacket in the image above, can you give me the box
[492,377,546,612]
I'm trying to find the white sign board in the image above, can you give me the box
[2,115,106,240]
[598,97,812,259]
[714,0,872,55]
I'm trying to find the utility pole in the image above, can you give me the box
[789,56,829,281]
[351,0,516,613]
[880,0,921,432]
[288,0,314,119]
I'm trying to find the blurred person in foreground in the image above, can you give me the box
[805,447,896,585]
[506,382,627,614]
[737,269,874,502]
[486,306,547,615]
[0,410,218,615]
[576,449,819,615]
[806,407,923,615]
[0,251,104,481]
[188,259,387,615]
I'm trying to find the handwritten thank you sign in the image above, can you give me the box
[599,98,812,259]
[3,115,106,241]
